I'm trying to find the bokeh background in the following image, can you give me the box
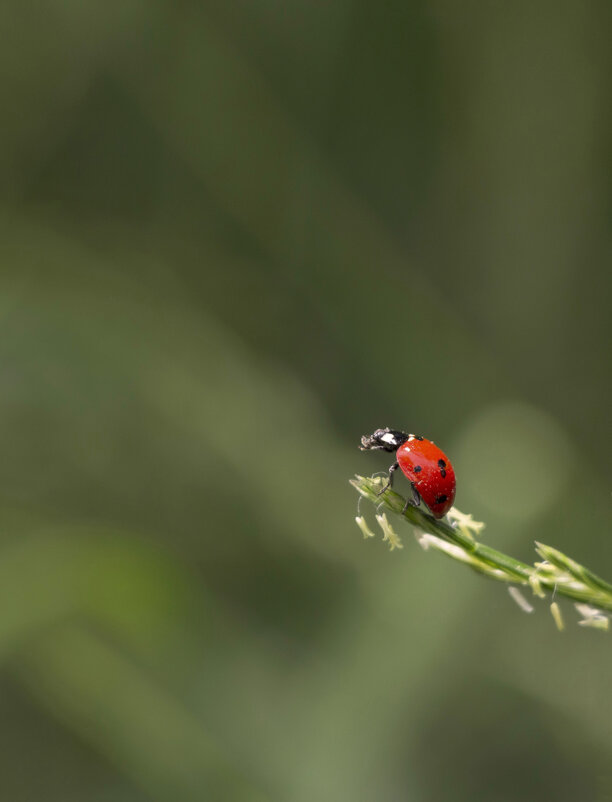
[1,1,611,800]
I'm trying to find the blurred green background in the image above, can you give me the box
[1,1,611,800]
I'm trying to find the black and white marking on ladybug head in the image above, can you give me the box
[359,427,410,452]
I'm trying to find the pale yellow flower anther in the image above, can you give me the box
[508,586,534,613]
[375,513,403,551]
[550,602,565,631]
[575,603,610,630]
[446,508,485,542]
[528,574,546,598]
[355,516,376,539]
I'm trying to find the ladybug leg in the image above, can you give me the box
[401,483,421,514]
[376,461,399,496]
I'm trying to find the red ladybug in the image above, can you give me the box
[360,428,456,518]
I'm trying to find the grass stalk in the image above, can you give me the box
[351,475,612,626]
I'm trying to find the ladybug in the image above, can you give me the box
[360,427,456,518]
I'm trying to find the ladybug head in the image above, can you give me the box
[359,427,409,452]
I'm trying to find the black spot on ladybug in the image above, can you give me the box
[415,435,424,441]
[413,465,422,473]
[438,459,446,468]
[440,468,447,478]
[435,494,448,505]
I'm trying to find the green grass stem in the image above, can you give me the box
[351,475,612,627]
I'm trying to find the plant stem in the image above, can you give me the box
[351,475,612,617]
